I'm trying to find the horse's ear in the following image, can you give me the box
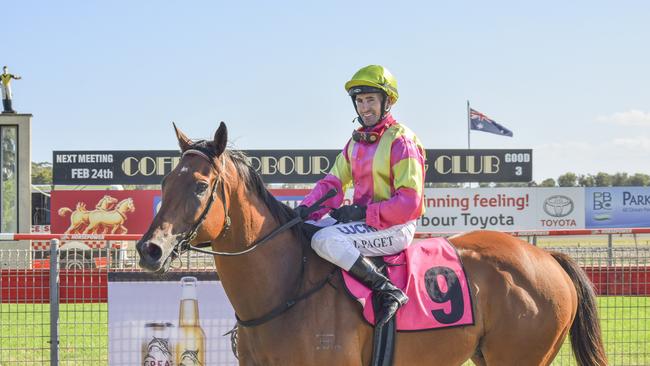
[213,121,228,156]
[173,122,193,152]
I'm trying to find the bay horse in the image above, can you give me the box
[136,122,607,366]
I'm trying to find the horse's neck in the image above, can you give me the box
[116,202,130,213]
[212,183,305,321]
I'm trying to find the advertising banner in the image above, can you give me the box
[108,272,237,365]
[50,187,590,235]
[51,190,160,234]
[585,187,650,228]
[53,149,533,185]
[53,150,179,185]
[418,187,584,232]
[534,188,585,231]
[269,188,585,233]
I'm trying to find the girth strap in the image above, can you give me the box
[236,268,337,328]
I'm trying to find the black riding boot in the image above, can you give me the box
[348,255,408,327]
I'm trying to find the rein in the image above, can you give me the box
[170,149,337,330]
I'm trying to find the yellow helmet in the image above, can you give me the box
[345,65,399,104]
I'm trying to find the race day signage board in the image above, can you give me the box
[427,149,532,183]
[108,272,237,365]
[53,149,533,185]
[50,187,650,233]
[270,187,585,233]
[417,187,585,233]
[585,187,650,228]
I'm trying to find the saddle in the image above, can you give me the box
[342,237,474,331]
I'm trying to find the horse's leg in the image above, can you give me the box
[463,260,575,366]
[83,222,97,234]
[394,329,480,365]
[478,319,572,366]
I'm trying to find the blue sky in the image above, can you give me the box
[4,1,649,182]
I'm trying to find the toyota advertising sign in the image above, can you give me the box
[417,187,584,233]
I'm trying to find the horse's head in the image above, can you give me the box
[117,197,135,213]
[98,195,118,210]
[136,122,230,273]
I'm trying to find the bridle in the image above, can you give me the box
[172,149,307,259]
[166,148,337,333]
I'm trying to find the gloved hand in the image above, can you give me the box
[330,204,366,223]
[294,205,310,220]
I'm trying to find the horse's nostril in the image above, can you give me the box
[143,242,163,261]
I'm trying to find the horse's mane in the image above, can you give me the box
[190,140,303,239]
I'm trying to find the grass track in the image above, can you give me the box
[1,297,648,365]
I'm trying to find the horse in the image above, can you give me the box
[136,122,607,366]
[84,197,135,234]
[58,195,119,233]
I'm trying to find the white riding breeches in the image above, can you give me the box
[309,217,417,271]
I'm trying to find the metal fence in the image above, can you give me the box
[1,238,649,365]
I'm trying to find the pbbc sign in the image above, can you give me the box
[53,149,532,185]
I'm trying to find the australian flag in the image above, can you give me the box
[469,108,513,137]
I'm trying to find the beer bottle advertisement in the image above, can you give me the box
[142,322,174,366]
[176,277,206,365]
[107,272,236,365]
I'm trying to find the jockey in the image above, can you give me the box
[295,65,426,326]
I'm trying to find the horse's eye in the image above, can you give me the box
[196,181,209,194]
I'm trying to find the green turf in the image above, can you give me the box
[0,303,107,365]
[535,234,650,248]
[552,296,650,366]
[1,298,649,365]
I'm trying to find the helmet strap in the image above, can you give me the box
[351,96,368,127]
[380,94,389,120]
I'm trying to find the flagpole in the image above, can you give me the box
[467,100,471,149]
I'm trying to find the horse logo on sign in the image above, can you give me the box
[58,195,135,234]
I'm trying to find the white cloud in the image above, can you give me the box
[611,136,650,151]
[596,109,650,126]
[532,137,650,181]
[535,140,594,152]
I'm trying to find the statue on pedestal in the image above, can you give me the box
[1,66,21,113]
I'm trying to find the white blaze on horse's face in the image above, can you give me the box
[138,122,229,273]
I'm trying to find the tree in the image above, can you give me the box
[578,174,595,187]
[32,162,52,184]
[539,178,556,187]
[611,172,630,186]
[594,172,611,187]
[628,173,650,186]
[557,172,578,187]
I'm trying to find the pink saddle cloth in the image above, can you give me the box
[342,237,474,331]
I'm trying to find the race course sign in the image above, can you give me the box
[53,149,532,185]
[53,150,179,185]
